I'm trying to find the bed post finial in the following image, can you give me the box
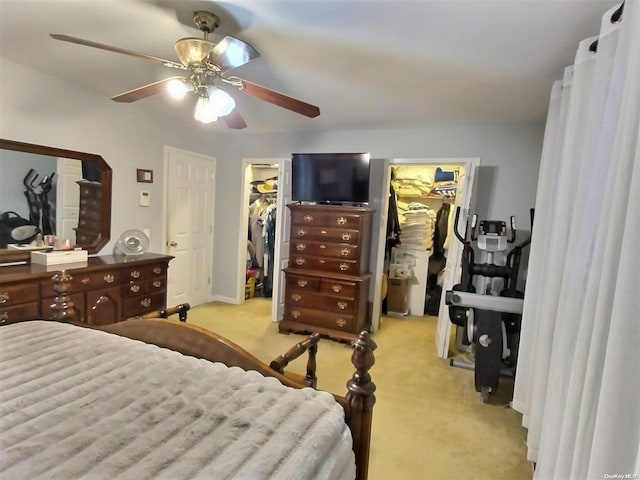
[347,330,377,480]
[50,270,76,322]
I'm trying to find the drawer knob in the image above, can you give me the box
[341,248,350,256]
[320,244,326,249]
[296,243,306,251]
[81,277,90,284]
[131,270,141,279]
[297,229,306,237]
[141,297,152,307]
[339,263,349,271]
[332,285,342,293]
[130,285,140,293]
[291,309,301,318]
[337,216,347,225]
[0,292,9,304]
[337,301,348,310]
[291,294,302,302]
[297,280,308,287]
[104,274,115,283]
[303,214,314,222]
[152,280,162,288]
[320,230,327,235]
[336,318,346,327]
[0,312,8,323]
[295,258,306,266]
[153,267,162,274]
[341,233,351,241]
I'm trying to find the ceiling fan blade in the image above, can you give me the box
[237,79,320,118]
[50,34,186,70]
[223,109,247,129]
[112,77,185,103]
[209,36,259,72]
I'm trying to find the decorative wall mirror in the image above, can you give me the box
[0,139,112,261]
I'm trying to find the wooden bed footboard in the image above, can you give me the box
[97,319,376,480]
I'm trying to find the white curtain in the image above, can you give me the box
[512,1,640,479]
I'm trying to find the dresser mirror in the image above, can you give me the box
[0,139,112,262]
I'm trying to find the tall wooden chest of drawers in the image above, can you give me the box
[75,180,103,245]
[279,204,374,342]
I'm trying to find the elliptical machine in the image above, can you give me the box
[445,207,533,403]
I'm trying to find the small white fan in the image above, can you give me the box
[115,229,149,256]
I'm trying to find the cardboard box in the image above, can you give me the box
[31,249,88,265]
[387,277,409,315]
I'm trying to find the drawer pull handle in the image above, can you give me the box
[153,280,162,288]
[291,294,302,301]
[0,312,8,323]
[0,292,9,304]
[141,298,152,308]
[303,214,314,222]
[104,274,115,283]
[131,271,141,279]
[320,230,327,235]
[297,229,306,237]
[337,301,348,310]
[320,244,326,249]
[153,267,162,274]
[332,285,342,293]
[297,280,308,287]
[130,285,140,293]
[296,243,306,251]
[295,258,306,266]
[339,263,349,271]
[341,248,350,256]
[319,259,326,264]
[337,216,347,225]
[81,277,90,284]
[341,233,351,241]
[336,318,346,327]
[292,310,301,318]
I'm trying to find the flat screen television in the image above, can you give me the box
[291,153,371,205]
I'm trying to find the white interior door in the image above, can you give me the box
[165,147,215,308]
[272,158,291,322]
[55,158,81,243]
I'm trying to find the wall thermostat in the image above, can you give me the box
[139,190,150,207]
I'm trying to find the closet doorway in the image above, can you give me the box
[371,158,478,359]
[238,158,290,323]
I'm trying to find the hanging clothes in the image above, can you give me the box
[262,204,277,298]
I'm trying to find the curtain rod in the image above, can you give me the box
[589,1,625,53]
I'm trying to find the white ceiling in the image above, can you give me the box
[0,0,618,133]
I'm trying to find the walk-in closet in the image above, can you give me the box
[245,163,279,300]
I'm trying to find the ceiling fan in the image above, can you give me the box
[50,11,320,129]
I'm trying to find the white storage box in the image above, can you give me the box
[31,249,88,265]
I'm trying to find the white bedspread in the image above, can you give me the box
[0,321,355,480]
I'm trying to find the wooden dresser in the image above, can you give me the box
[279,203,373,342]
[0,253,173,326]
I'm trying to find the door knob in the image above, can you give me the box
[169,240,178,247]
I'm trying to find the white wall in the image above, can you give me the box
[1,58,544,303]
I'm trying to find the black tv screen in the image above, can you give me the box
[291,153,371,204]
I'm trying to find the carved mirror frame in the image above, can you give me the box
[0,139,112,261]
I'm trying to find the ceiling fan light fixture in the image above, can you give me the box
[209,87,235,116]
[166,78,189,100]
[175,37,214,65]
[194,95,218,124]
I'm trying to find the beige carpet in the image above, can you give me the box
[185,298,532,480]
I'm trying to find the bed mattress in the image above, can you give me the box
[0,321,356,480]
